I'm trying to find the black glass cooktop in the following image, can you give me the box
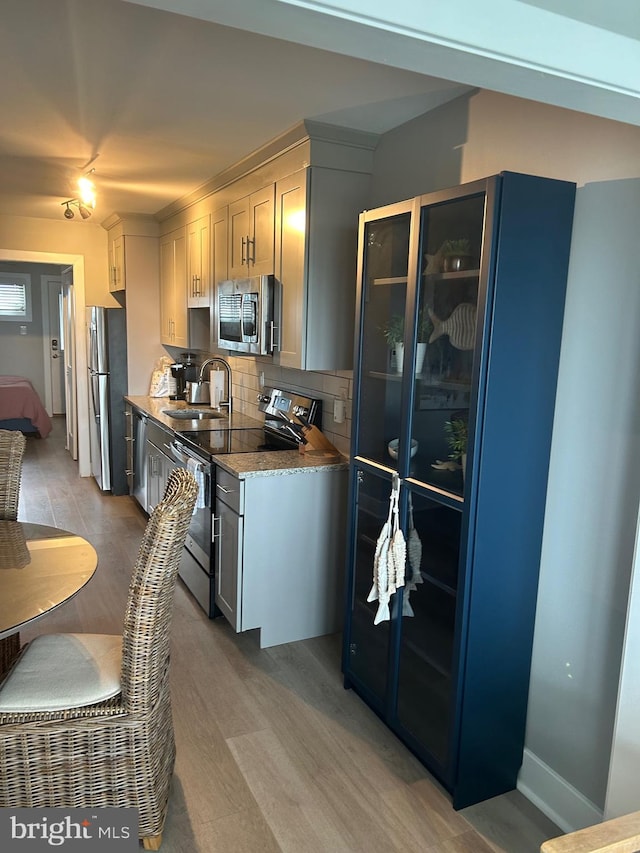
[180,428,291,457]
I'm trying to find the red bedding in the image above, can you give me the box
[0,376,53,438]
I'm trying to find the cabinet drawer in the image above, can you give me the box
[215,467,243,514]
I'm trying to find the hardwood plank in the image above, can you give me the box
[14,418,563,853]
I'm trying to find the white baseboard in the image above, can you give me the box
[518,748,603,833]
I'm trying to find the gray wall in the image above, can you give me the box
[369,90,640,830]
[0,261,64,401]
[525,178,640,818]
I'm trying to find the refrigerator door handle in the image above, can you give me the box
[89,370,99,423]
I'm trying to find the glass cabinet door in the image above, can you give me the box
[408,192,486,496]
[395,488,462,766]
[355,209,412,470]
[345,467,394,706]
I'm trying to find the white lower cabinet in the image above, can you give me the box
[214,463,348,648]
[215,481,243,630]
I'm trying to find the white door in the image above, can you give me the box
[49,280,65,412]
[40,274,64,414]
[62,266,78,460]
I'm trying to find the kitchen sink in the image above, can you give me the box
[162,409,226,420]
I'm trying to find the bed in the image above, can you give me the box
[0,376,53,438]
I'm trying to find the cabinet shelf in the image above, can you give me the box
[368,371,472,393]
[372,276,407,286]
[424,269,480,280]
[423,573,457,597]
[402,631,452,681]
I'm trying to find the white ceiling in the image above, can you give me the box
[1,0,638,224]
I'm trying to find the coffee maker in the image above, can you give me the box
[169,353,198,400]
[169,363,186,400]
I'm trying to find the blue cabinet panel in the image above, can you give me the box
[343,172,576,808]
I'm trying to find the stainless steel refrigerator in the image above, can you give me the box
[86,306,128,495]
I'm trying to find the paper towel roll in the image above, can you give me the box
[210,369,225,408]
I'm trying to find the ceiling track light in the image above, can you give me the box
[61,198,94,220]
[61,162,98,220]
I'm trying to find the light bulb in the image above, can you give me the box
[78,176,96,208]
[64,205,74,220]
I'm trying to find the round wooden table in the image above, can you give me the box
[0,521,98,644]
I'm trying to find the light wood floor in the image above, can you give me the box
[17,418,561,852]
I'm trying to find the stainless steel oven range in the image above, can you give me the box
[174,387,322,617]
[168,436,214,612]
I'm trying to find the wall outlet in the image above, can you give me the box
[333,398,346,424]
[19,325,27,335]
[259,371,265,388]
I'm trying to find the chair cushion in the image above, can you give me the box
[0,633,122,712]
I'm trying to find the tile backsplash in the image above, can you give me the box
[215,355,353,457]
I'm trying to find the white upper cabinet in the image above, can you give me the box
[160,226,187,347]
[156,121,376,365]
[228,184,275,279]
[275,166,370,371]
[186,214,211,308]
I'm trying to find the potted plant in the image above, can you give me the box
[381,313,404,347]
[441,238,474,273]
[445,417,468,479]
[382,310,434,374]
[382,314,405,373]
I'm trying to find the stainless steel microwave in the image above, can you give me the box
[215,275,278,355]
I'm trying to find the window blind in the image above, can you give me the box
[0,281,27,316]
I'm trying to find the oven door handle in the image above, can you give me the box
[169,441,189,464]
[169,440,210,470]
[169,441,200,466]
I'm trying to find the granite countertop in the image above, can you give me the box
[125,395,263,432]
[126,395,349,478]
[213,449,348,479]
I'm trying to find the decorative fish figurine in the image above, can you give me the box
[368,477,405,625]
[428,303,476,350]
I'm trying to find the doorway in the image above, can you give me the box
[39,268,79,460]
[0,249,89,477]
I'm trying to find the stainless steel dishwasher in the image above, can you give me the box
[132,408,148,510]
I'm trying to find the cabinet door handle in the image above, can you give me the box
[269,321,279,353]
[212,515,221,540]
[247,236,255,265]
[241,236,247,265]
[216,484,235,495]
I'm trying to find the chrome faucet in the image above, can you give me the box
[199,357,232,415]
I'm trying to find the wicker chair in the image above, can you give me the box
[0,429,27,674]
[0,468,198,851]
[0,428,26,522]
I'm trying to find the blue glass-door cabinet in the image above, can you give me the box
[342,172,576,809]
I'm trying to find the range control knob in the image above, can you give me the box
[293,405,308,418]
[257,393,271,403]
